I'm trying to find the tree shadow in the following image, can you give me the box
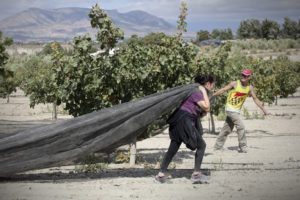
[227,146,239,151]
[134,148,213,164]
[0,168,211,183]
[1,163,298,183]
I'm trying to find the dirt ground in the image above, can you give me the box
[0,87,299,200]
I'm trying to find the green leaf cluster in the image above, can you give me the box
[237,17,300,40]
[19,55,61,107]
[226,55,300,104]
[17,4,300,124]
[89,4,124,50]
[176,1,188,34]
[195,43,232,115]
[0,30,16,99]
[36,4,197,117]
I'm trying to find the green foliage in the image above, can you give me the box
[47,4,197,117]
[56,34,99,116]
[231,39,300,54]
[193,30,211,44]
[261,19,281,40]
[211,28,233,40]
[226,55,300,104]
[0,60,19,100]
[124,34,140,46]
[39,41,64,55]
[270,56,300,98]
[0,30,16,99]
[125,32,168,47]
[195,43,232,115]
[193,28,232,44]
[176,1,188,35]
[197,43,300,114]
[115,151,130,163]
[19,55,62,108]
[75,153,108,173]
[217,110,227,121]
[0,31,13,75]
[0,70,18,99]
[15,3,300,142]
[237,18,282,40]
[243,107,251,119]
[282,17,300,39]
[89,4,124,51]
[243,107,265,120]
[114,35,197,99]
[237,19,262,39]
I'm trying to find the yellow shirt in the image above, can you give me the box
[225,80,250,112]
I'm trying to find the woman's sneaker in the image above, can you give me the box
[190,173,211,184]
[154,175,172,184]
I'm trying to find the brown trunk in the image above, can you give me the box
[129,137,137,167]
[210,112,216,134]
[52,103,57,120]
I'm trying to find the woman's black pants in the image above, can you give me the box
[160,136,206,173]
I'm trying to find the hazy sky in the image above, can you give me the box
[0,0,299,32]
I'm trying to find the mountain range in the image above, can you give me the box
[0,7,183,42]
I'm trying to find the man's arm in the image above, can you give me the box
[250,85,268,115]
[213,81,236,96]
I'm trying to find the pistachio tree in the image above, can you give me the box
[0,31,15,102]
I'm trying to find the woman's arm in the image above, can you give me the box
[197,86,210,112]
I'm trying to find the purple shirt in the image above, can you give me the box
[180,92,204,116]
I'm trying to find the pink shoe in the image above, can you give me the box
[154,175,172,184]
[191,173,210,184]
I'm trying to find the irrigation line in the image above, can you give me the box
[204,162,264,166]
[211,166,300,172]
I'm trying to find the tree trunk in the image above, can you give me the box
[52,103,57,120]
[210,112,216,134]
[6,95,9,103]
[129,137,137,167]
[208,113,211,133]
[275,95,278,105]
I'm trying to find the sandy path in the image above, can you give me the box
[0,88,299,200]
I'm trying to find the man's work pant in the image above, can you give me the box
[214,111,247,149]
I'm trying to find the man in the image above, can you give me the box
[213,69,268,153]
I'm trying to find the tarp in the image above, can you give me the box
[0,84,199,177]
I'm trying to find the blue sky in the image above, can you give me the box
[0,0,299,32]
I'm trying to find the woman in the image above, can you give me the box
[155,75,215,184]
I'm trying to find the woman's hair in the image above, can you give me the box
[194,74,215,85]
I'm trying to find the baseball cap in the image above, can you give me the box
[242,69,252,76]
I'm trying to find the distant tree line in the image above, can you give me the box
[193,17,300,44]
[193,28,233,44]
